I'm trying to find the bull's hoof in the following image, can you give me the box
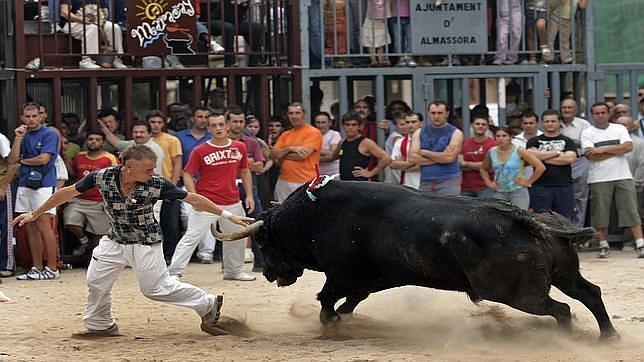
[320,309,341,325]
[337,312,354,323]
[598,329,620,343]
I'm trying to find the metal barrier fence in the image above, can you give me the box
[595,64,644,120]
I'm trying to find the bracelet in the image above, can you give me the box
[221,210,234,220]
[15,137,23,141]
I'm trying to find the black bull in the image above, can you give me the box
[217,180,617,339]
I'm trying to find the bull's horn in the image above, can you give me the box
[213,220,264,241]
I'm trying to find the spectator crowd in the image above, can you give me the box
[2,88,644,282]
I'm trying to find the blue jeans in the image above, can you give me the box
[238,185,265,268]
[387,16,411,53]
[161,199,182,261]
[494,188,530,210]
[461,188,496,198]
[419,178,461,196]
[531,185,575,220]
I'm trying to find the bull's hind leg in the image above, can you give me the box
[336,292,370,316]
[554,272,618,339]
[504,296,573,332]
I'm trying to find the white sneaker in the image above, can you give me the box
[223,272,256,281]
[17,267,41,280]
[112,58,128,69]
[598,247,609,259]
[39,266,60,280]
[79,58,101,69]
[210,40,225,53]
[637,247,644,258]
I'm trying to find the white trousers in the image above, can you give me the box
[274,179,304,203]
[84,236,214,331]
[168,202,246,278]
[181,197,217,260]
[62,21,124,55]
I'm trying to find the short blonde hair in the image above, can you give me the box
[120,144,157,163]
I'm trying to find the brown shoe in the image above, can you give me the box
[72,324,120,339]
[201,295,227,336]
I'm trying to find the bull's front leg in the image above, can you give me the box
[317,280,343,324]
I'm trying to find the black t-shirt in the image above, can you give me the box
[526,134,577,186]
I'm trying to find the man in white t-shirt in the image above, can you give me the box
[168,114,256,281]
[390,112,422,189]
[581,102,644,259]
[315,112,341,177]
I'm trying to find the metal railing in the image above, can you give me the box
[17,0,295,69]
[310,0,589,69]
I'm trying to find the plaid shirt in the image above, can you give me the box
[78,166,186,245]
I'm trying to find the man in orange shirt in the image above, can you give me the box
[270,102,323,202]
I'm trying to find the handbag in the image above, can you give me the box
[25,168,43,190]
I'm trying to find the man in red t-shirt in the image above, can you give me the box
[460,116,497,197]
[64,130,118,256]
[168,114,256,281]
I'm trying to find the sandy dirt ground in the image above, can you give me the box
[1,250,644,361]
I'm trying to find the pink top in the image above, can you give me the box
[366,0,392,19]
[390,0,410,17]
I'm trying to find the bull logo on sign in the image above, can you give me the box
[130,0,197,55]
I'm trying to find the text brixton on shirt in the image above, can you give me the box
[410,0,487,55]
[127,0,198,56]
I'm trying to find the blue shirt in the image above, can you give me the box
[175,129,211,166]
[419,123,461,181]
[19,126,59,187]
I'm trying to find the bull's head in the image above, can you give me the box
[214,216,304,287]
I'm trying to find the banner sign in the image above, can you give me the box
[410,0,488,55]
[127,0,198,56]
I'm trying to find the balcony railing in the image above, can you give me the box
[310,0,589,69]
[17,0,296,70]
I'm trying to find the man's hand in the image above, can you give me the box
[290,146,310,158]
[485,180,499,191]
[244,195,255,214]
[377,120,389,130]
[12,212,35,227]
[15,125,27,138]
[97,119,109,132]
[352,166,372,179]
[229,215,255,227]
